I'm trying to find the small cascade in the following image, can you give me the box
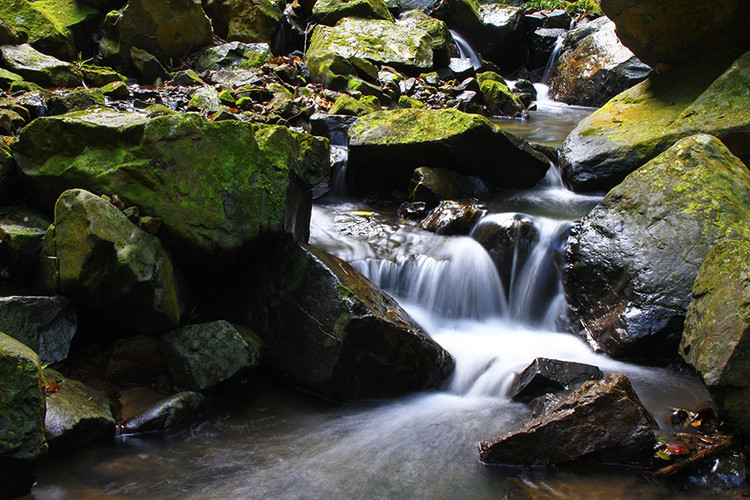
[327,145,349,200]
[541,35,565,84]
[449,29,482,70]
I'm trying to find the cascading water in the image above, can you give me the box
[542,35,566,84]
[450,29,482,70]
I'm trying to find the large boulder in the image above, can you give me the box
[13,109,329,263]
[347,108,548,195]
[99,0,213,70]
[0,43,83,87]
[313,0,392,26]
[0,332,47,498]
[203,0,283,44]
[474,4,526,72]
[245,243,455,402]
[564,135,750,362]
[680,238,750,437]
[548,17,652,108]
[42,189,187,336]
[600,0,750,68]
[479,374,657,467]
[0,296,77,365]
[560,49,750,192]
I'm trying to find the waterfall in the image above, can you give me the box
[449,29,482,70]
[541,35,565,84]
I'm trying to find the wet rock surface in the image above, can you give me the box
[121,391,206,434]
[508,357,604,403]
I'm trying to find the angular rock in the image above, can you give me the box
[477,71,525,116]
[408,166,483,206]
[42,189,187,336]
[99,0,213,69]
[310,112,358,145]
[396,9,451,65]
[79,64,127,87]
[129,46,169,83]
[548,17,652,108]
[0,43,82,87]
[0,332,47,498]
[329,94,379,116]
[46,87,105,115]
[508,357,604,403]
[560,50,750,192]
[43,369,115,451]
[105,334,166,385]
[419,200,485,235]
[600,0,750,68]
[681,238,750,437]
[204,0,283,44]
[187,86,221,114]
[0,18,28,46]
[245,243,455,402]
[347,108,548,195]
[313,0,392,26]
[564,135,750,361]
[195,42,272,72]
[13,109,329,263]
[475,4,526,71]
[0,296,77,366]
[160,320,262,391]
[479,373,657,466]
[0,207,48,284]
[408,0,482,48]
[121,391,206,434]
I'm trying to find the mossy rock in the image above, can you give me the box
[100,80,129,99]
[80,64,127,87]
[121,391,207,434]
[0,18,29,46]
[396,10,450,54]
[313,0,393,26]
[329,94,380,116]
[398,95,424,108]
[0,43,82,87]
[564,134,750,362]
[0,68,24,88]
[46,88,105,115]
[129,46,169,83]
[0,332,47,498]
[187,86,221,114]
[561,49,750,192]
[306,49,357,88]
[14,109,330,263]
[479,77,525,117]
[347,108,548,195]
[204,0,283,44]
[195,42,272,72]
[681,238,750,437]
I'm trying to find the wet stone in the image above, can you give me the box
[508,357,604,402]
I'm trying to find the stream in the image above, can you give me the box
[30,91,715,499]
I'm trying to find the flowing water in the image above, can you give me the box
[31,100,715,499]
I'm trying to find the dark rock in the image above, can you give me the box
[398,201,429,220]
[160,321,262,391]
[508,357,604,402]
[195,42,272,72]
[79,64,127,87]
[681,238,750,437]
[129,47,169,83]
[525,9,571,31]
[204,0,283,44]
[245,243,454,402]
[105,335,167,385]
[474,4,526,71]
[531,27,566,68]
[479,373,657,466]
[0,333,47,499]
[310,112,358,145]
[43,369,115,452]
[0,296,77,366]
[564,134,750,362]
[448,57,474,80]
[419,200,485,235]
[408,166,484,206]
[313,0,392,26]
[100,81,130,99]
[121,391,207,434]
[46,88,106,115]
[172,69,205,86]
[347,108,548,196]
[0,207,48,284]
[477,71,525,116]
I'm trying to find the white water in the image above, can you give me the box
[542,35,566,84]
[450,29,482,70]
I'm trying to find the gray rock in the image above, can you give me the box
[195,42,272,72]
[508,357,604,402]
[419,200,485,235]
[0,43,82,87]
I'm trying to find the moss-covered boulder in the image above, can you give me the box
[411,0,482,46]
[306,18,436,75]
[42,189,187,336]
[329,94,380,116]
[0,0,97,61]
[43,368,115,452]
[160,320,262,391]
[548,17,652,108]
[187,86,221,114]
[313,0,392,26]
[195,42,272,72]
[46,87,105,115]
[204,0,283,44]
[347,108,548,195]
[0,332,47,498]
[680,238,750,437]
[396,10,450,58]
[79,64,127,87]
[0,18,28,46]
[560,50,750,192]
[13,109,330,263]
[244,243,454,402]
[600,0,750,68]
[477,71,525,117]
[99,0,213,70]
[0,43,82,87]
[564,134,750,362]
[0,296,77,366]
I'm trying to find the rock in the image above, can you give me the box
[306,49,357,89]
[187,86,221,114]
[79,64,127,87]
[681,238,750,437]
[600,0,750,68]
[121,391,206,434]
[474,4,526,71]
[448,57,474,80]
[477,71,525,116]
[100,80,130,99]
[204,0,283,44]
[508,357,604,402]
[398,95,425,109]
[0,43,82,87]
[313,0,392,26]
[310,112,358,145]
[160,320,262,391]
[396,9,451,66]
[548,18,652,108]
[408,166,483,206]
[129,46,169,83]
[398,201,429,220]
[0,18,28,46]
[0,68,23,87]
[245,243,455,402]
[105,335,166,385]
[14,109,329,263]
[0,208,48,283]
[525,8,572,31]
[195,42,272,72]
[418,200,485,235]
[42,189,187,336]
[564,134,750,361]
[99,0,213,70]
[43,369,115,451]
[46,88,105,115]
[329,94,380,116]
[479,373,657,466]
[171,69,204,86]
[408,0,482,48]
[0,139,16,199]
[0,332,47,498]
[347,108,548,195]
[0,296,77,366]
[560,50,750,193]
